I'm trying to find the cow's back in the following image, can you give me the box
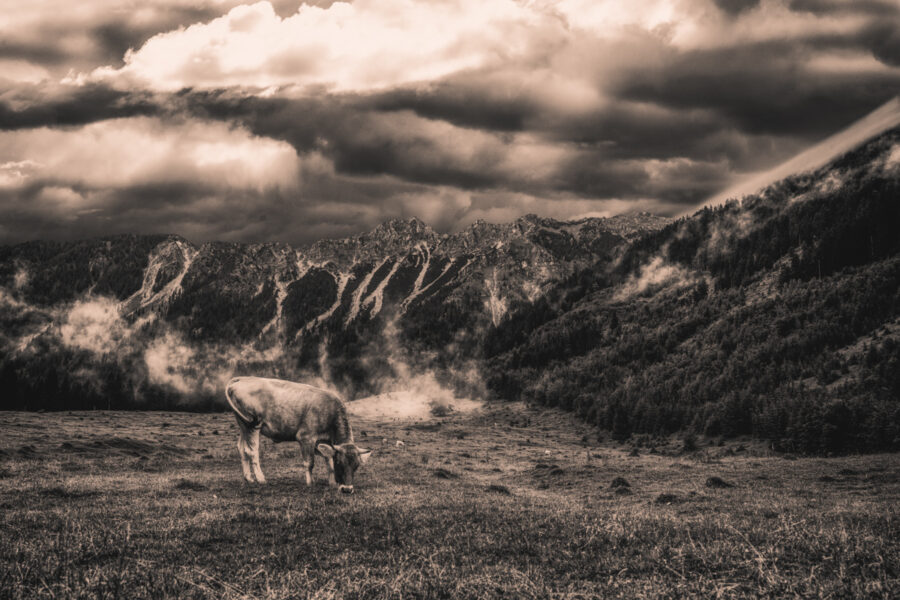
[226,377,351,442]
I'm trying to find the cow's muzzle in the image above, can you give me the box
[339,484,354,494]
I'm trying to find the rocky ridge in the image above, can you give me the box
[0,212,671,400]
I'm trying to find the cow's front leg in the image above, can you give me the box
[315,443,337,486]
[296,435,316,486]
[325,455,336,486]
[246,427,266,484]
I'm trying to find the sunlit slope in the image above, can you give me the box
[703,96,900,209]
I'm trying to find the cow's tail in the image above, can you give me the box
[225,380,256,426]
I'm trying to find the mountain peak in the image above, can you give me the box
[516,213,543,224]
[371,216,431,236]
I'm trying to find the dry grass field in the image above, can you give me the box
[1,403,898,599]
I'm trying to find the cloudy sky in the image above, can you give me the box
[0,0,898,244]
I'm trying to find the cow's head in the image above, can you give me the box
[316,443,372,493]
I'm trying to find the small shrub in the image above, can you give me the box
[681,434,699,453]
[173,479,208,491]
[610,477,630,489]
[429,401,454,417]
[431,468,458,479]
[705,476,734,488]
[39,487,98,499]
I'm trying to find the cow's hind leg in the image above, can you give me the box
[246,427,266,484]
[235,416,265,484]
[235,417,254,483]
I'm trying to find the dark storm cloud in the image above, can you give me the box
[0,40,68,66]
[0,1,302,77]
[357,71,749,168]
[786,1,900,65]
[181,91,531,192]
[864,22,900,67]
[175,87,746,203]
[0,164,450,246]
[0,113,303,243]
[0,173,320,245]
[0,83,159,130]
[555,152,732,206]
[543,103,728,160]
[89,8,222,67]
[198,89,735,206]
[339,72,792,174]
[0,182,272,244]
[85,1,305,66]
[362,77,540,133]
[713,0,761,17]
[175,72,861,207]
[616,39,900,139]
[788,0,900,17]
[181,90,327,153]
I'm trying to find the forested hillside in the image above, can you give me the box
[485,126,900,453]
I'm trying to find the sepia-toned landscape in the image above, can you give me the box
[2,0,900,598]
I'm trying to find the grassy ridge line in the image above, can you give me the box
[1,408,898,599]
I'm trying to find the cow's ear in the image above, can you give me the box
[358,448,373,464]
[316,443,335,458]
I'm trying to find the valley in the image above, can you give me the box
[1,125,899,454]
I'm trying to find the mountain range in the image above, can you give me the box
[0,210,670,407]
[1,122,898,454]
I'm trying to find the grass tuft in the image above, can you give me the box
[173,478,209,491]
[431,467,459,479]
[705,476,735,488]
[654,493,681,504]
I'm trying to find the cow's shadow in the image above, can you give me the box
[238,478,335,494]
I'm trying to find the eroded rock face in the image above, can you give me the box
[3,213,671,335]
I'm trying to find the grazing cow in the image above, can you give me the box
[225,376,372,493]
